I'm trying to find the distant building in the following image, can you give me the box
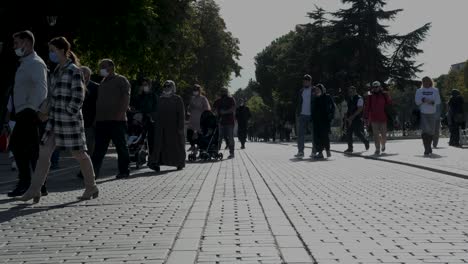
[450,62,466,72]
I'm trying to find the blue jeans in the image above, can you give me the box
[297,115,313,153]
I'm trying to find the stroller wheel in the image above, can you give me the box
[217,153,223,161]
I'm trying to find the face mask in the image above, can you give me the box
[15,48,25,57]
[163,90,172,95]
[49,51,59,63]
[193,91,200,96]
[142,86,150,92]
[100,69,109,77]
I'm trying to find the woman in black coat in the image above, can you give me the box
[447,89,465,147]
[312,84,336,159]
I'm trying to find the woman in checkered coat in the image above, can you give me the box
[20,37,98,203]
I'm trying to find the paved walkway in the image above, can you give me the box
[1,143,467,264]
[330,138,468,177]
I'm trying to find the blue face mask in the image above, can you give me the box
[49,51,59,63]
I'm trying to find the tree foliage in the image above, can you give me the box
[253,0,431,124]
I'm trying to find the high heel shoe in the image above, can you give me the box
[18,192,41,203]
[78,187,99,200]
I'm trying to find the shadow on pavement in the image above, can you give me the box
[0,200,81,224]
[414,154,444,159]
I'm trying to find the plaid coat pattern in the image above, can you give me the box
[45,60,87,151]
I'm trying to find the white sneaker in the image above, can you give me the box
[294,152,304,158]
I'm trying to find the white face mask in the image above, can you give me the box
[15,47,25,57]
[163,90,172,95]
[100,69,109,77]
[193,91,200,96]
[142,86,150,92]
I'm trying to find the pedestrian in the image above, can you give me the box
[7,31,48,198]
[447,89,465,147]
[20,36,98,202]
[80,66,99,155]
[415,76,441,156]
[91,59,131,179]
[3,96,17,171]
[344,86,370,153]
[214,88,236,159]
[295,74,315,158]
[363,81,392,155]
[312,84,336,159]
[187,84,211,151]
[133,78,158,158]
[433,104,442,148]
[236,99,251,149]
[148,80,186,171]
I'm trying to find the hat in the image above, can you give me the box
[303,74,312,81]
[372,81,381,87]
[316,84,326,93]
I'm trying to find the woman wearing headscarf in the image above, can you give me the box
[312,84,336,159]
[148,80,185,171]
[20,36,98,203]
[187,84,211,151]
[447,89,465,147]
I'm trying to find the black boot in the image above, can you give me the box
[7,183,28,197]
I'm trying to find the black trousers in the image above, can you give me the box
[187,129,196,147]
[313,124,330,153]
[238,125,248,145]
[9,109,40,187]
[346,119,368,149]
[92,121,130,176]
[449,124,461,146]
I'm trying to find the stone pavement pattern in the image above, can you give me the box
[0,143,467,264]
[330,139,468,176]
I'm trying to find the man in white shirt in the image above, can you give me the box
[415,76,441,156]
[295,74,315,158]
[8,31,48,197]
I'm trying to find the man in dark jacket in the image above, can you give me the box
[448,89,465,147]
[344,86,370,153]
[236,99,251,149]
[81,66,99,155]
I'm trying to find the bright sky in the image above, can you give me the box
[215,0,468,91]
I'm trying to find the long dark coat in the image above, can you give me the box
[150,94,186,168]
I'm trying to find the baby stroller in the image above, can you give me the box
[187,110,223,162]
[127,112,149,169]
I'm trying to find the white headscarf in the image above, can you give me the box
[162,80,176,97]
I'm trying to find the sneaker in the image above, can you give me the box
[344,148,353,153]
[374,150,381,155]
[116,172,130,179]
[294,152,304,158]
[326,150,331,158]
[364,142,370,150]
[228,154,235,159]
[241,145,245,149]
[382,145,386,153]
[7,184,28,197]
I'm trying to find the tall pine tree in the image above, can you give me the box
[332,0,430,90]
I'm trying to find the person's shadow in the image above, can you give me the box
[0,200,81,225]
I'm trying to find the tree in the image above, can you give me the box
[191,0,242,100]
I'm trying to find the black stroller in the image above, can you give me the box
[187,110,223,162]
[127,112,149,169]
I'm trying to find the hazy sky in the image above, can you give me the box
[215,0,468,91]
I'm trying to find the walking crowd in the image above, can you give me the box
[1,31,253,204]
[0,31,466,204]
[294,74,464,159]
